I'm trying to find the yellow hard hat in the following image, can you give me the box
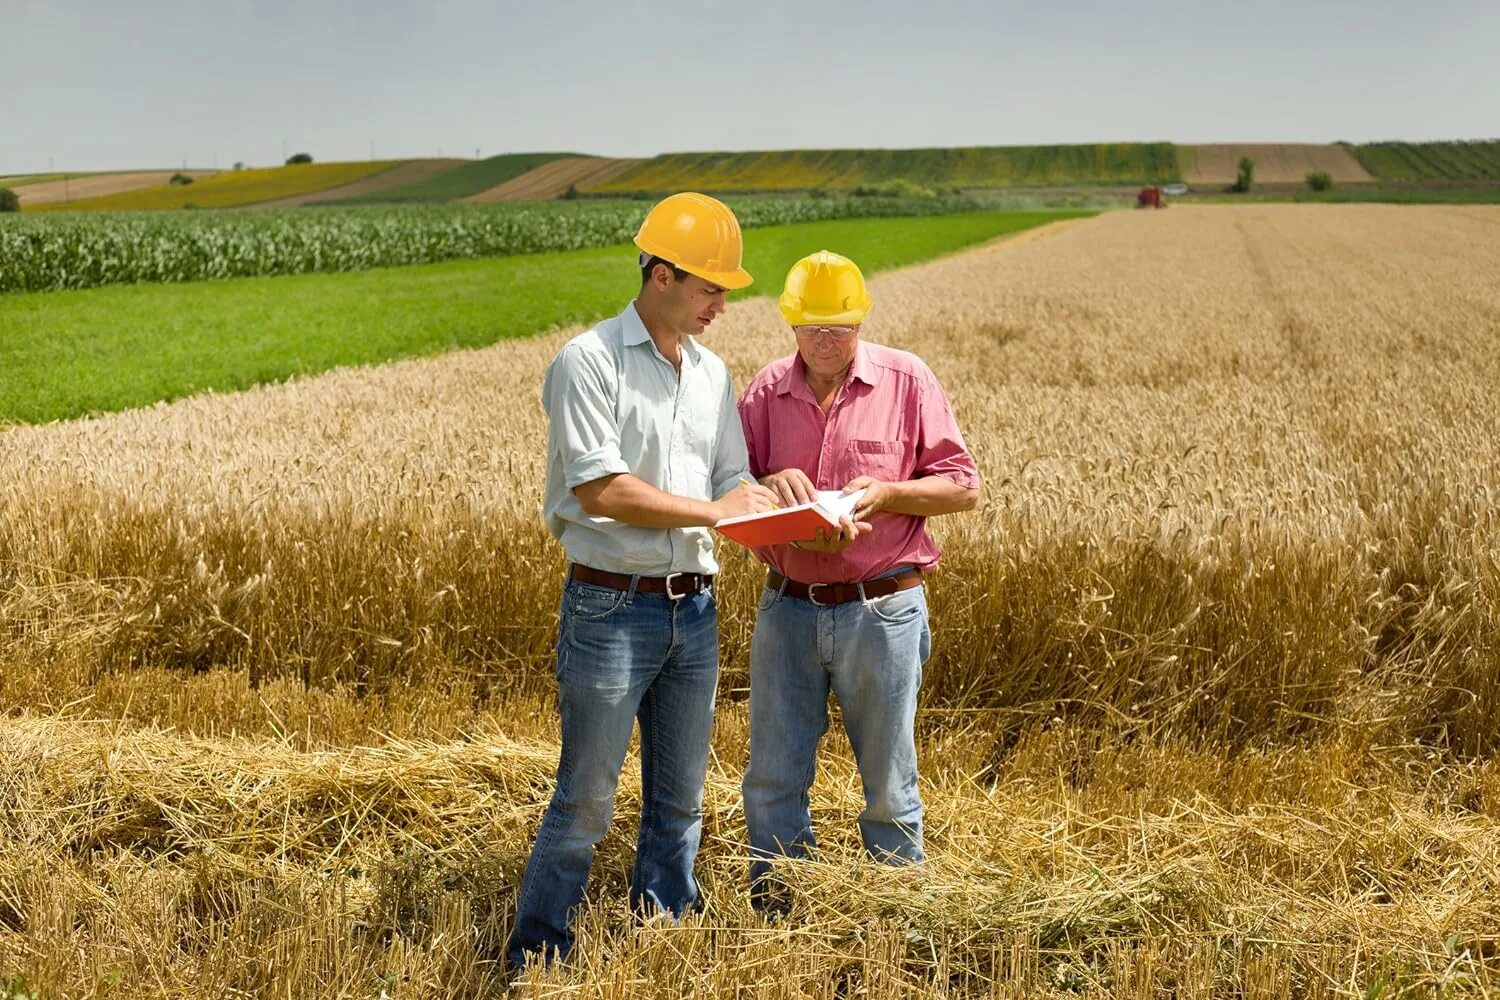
[778,250,871,326]
[633,192,753,290]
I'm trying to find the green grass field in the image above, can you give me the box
[0,210,1082,424]
[339,152,581,203]
[587,144,1180,193]
[1345,140,1500,181]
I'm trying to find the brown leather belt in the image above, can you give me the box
[768,568,923,606]
[568,563,712,600]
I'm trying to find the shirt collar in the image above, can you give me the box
[623,301,700,367]
[848,342,877,386]
[776,342,877,398]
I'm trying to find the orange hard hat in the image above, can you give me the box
[633,192,753,290]
[778,250,871,326]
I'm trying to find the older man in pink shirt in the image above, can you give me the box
[737,251,980,914]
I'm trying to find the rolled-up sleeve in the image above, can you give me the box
[711,376,752,499]
[543,344,631,490]
[914,374,981,489]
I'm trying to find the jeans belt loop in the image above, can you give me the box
[626,573,640,605]
[775,572,790,598]
[856,580,869,604]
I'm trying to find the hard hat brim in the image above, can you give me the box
[778,301,869,326]
[682,263,753,290]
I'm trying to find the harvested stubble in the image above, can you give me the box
[0,713,1497,997]
[2,205,1500,996]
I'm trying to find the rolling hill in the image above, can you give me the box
[28,162,404,212]
[463,157,642,201]
[12,138,1499,214]
[335,153,583,203]
[252,160,468,208]
[16,170,219,207]
[581,144,1182,194]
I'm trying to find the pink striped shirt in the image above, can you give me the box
[738,342,980,584]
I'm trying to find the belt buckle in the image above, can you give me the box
[806,582,833,606]
[664,572,691,600]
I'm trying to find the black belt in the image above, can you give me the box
[568,564,712,600]
[767,569,923,606]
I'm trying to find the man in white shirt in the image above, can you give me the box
[507,193,776,969]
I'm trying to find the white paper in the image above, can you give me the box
[812,489,864,522]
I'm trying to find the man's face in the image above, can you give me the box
[794,324,861,381]
[655,267,727,337]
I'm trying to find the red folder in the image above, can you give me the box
[713,490,864,548]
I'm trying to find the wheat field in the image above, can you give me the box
[2,205,1498,997]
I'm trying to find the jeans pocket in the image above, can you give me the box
[863,586,926,625]
[567,583,628,622]
[755,585,780,612]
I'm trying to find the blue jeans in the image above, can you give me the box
[742,576,932,891]
[507,578,719,967]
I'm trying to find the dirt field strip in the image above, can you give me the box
[249,158,468,207]
[1181,143,1373,185]
[462,156,644,201]
[17,170,219,206]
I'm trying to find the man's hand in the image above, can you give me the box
[844,476,898,521]
[760,468,817,507]
[791,516,872,553]
[712,480,779,521]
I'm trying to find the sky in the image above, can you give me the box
[3,0,1497,174]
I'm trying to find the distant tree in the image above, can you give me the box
[1231,157,1255,193]
[169,172,194,186]
[1306,171,1333,191]
[0,187,19,212]
[233,161,246,171]
[559,183,581,200]
[286,152,314,165]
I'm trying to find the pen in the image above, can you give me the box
[741,477,781,509]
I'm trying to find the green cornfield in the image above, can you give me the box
[0,196,981,293]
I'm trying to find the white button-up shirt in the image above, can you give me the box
[541,301,751,576]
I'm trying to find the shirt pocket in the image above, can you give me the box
[845,439,907,482]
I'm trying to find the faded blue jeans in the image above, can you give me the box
[507,577,719,968]
[742,574,932,894]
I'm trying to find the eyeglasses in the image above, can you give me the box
[793,325,860,340]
